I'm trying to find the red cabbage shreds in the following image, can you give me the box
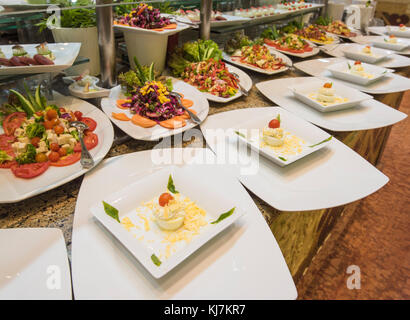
[117,4,171,29]
[128,82,184,122]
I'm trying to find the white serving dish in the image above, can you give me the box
[256,77,407,132]
[0,43,81,75]
[0,92,114,203]
[222,49,291,75]
[0,228,72,300]
[200,107,389,211]
[372,36,410,52]
[91,165,245,279]
[294,57,410,94]
[341,44,392,63]
[72,148,297,299]
[289,79,372,112]
[321,43,410,68]
[326,61,389,86]
[387,26,410,38]
[233,109,332,167]
[101,79,209,141]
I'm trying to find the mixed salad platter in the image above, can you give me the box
[102,57,209,141]
[315,17,358,38]
[294,25,339,45]
[0,86,99,179]
[168,39,251,102]
[0,42,81,75]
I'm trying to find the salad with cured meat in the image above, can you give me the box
[168,39,239,98]
[115,57,196,129]
[264,33,313,54]
[0,42,55,67]
[294,25,336,44]
[114,3,177,31]
[316,19,357,38]
[0,86,98,179]
[230,44,285,71]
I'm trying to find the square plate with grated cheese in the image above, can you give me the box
[90,166,245,279]
[233,109,332,167]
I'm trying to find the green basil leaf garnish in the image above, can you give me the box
[167,174,179,194]
[278,156,287,161]
[309,136,333,148]
[151,254,162,266]
[234,130,246,139]
[211,207,236,224]
[102,201,120,223]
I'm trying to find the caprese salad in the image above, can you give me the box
[0,86,98,179]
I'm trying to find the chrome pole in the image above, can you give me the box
[200,0,212,40]
[96,0,116,88]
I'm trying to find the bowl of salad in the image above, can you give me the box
[114,3,190,73]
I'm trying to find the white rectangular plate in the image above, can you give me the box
[234,110,332,166]
[222,49,291,75]
[326,60,389,86]
[0,228,72,300]
[101,80,209,141]
[256,77,407,131]
[294,57,410,94]
[0,43,81,75]
[341,44,392,63]
[201,107,389,211]
[91,165,245,278]
[289,78,372,112]
[351,35,410,55]
[0,92,114,203]
[72,148,297,299]
[372,37,410,52]
[387,26,410,38]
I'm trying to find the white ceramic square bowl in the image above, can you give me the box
[289,78,372,112]
[342,44,392,64]
[90,165,245,279]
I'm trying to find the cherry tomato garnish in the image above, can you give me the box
[35,153,48,163]
[354,61,361,65]
[50,118,60,126]
[44,120,54,130]
[50,143,60,152]
[59,108,66,113]
[48,151,60,162]
[46,109,58,120]
[31,137,41,147]
[74,111,83,121]
[53,125,64,135]
[268,119,280,129]
[58,147,67,157]
[35,111,43,116]
[158,192,174,207]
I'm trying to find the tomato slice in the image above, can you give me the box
[3,112,26,136]
[49,152,81,167]
[81,117,97,132]
[0,134,16,150]
[0,148,15,168]
[11,162,50,179]
[73,132,98,153]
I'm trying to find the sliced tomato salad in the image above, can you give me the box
[49,152,81,167]
[3,112,26,136]
[73,132,98,153]
[264,38,313,53]
[81,117,97,132]
[11,162,50,179]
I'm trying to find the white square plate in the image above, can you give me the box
[234,109,332,166]
[0,228,72,300]
[91,165,245,279]
[351,35,410,56]
[326,60,389,86]
[72,148,297,299]
[294,57,410,94]
[101,79,209,141]
[372,36,410,52]
[387,26,410,38]
[320,43,410,68]
[201,107,389,211]
[289,78,372,112]
[0,43,81,75]
[341,44,392,63]
[256,77,407,132]
[222,48,291,75]
[0,93,114,203]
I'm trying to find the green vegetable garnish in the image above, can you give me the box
[211,207,235,224]
[102,201,120,223]
[25,122,45,139]
[309,136,333,148]
[276,114,281,123]
[151,254,162,266]
[15,144,36,165]
[167,174,179,194]
[347,62,351,69]
[0,150,13,164]
[234,131,246,139]
[278,156,287,161]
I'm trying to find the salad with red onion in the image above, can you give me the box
[116,3,171,29]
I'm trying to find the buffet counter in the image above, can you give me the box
[1,51,407,284]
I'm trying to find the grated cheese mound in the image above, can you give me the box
[261,131,306,156]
